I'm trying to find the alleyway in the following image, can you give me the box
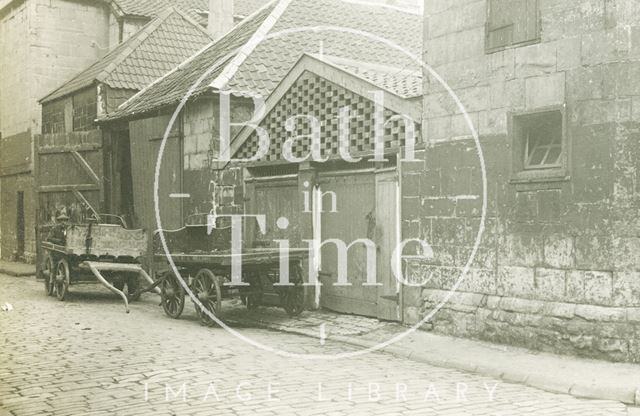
[0,274,632,415]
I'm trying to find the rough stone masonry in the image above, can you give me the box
[401,0,640,362]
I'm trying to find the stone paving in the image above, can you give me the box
[0,274,633,415]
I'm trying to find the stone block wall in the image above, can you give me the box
[24,0,109,136]
[0,0,30,136]
[182,97,252,222]
[406,0,640,361]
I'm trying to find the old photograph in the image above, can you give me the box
[0,0,639,414]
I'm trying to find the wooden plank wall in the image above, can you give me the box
[128,114,183,235]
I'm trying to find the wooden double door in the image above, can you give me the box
[317,169,400,321]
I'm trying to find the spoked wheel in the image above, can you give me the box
[193,269,222,327]
[281,283,305,316]
[160,272,185,319]
[281,264,305,316]
[43,253,55,296]
[54,258,70,301]
[245,273,263,311]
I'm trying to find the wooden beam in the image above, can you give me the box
[72,189,100,219]
[38,143,101,155]
[71,151,101,185]
[38,184,100,193]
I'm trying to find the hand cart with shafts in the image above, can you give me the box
[148,223,307,326]
[40,215,159,313]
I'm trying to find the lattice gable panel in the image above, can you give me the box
[234,72,421,163]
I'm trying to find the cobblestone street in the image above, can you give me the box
[0,274,632,416]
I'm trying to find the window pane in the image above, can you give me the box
[529,130,552,147]
[545,146,562,166]
[519,110,563,169]
[528,147,547,166]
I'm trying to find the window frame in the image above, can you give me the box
[509,104,570,185]
[485,0,542,54]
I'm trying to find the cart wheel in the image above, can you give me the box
[43,253,55,296]
[54,258,70,301]
[161,272,185,319]
[193,269,222,327]
[246,274,263,311]
[282,264,305,316]
[282,284,305,316]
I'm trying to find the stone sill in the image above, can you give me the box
[510,170,570,190]
[485,37,542,55]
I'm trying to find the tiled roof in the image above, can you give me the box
[318,55,422,99]
[104,0,423,121]
[111,0,269,24]
[40,8,213,104]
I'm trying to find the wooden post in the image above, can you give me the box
[298,162,318,309]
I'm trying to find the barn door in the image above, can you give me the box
[128,117,183,235]
[35,131,104,225]
[35,131,104,278]
[317,170,400,321]
[318,172,378,317]
[150,137,183,230]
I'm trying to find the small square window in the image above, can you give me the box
[510,107,569,184]
[523,111,563,170]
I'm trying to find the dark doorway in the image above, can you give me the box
[117,134,135,227]
[16,191,25,260]
[107,131,135,228]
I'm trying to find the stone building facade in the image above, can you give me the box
[404,0,640,362]
[0,0,111,261]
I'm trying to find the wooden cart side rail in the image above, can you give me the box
[41,241,70,255]
[154,249,309,267]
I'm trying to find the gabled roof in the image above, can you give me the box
[102,0,423,122]
[40,8,213,104]
[110,0,268,24]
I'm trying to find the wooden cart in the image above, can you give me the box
[40,219,158,313]
[151,224,307,326]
